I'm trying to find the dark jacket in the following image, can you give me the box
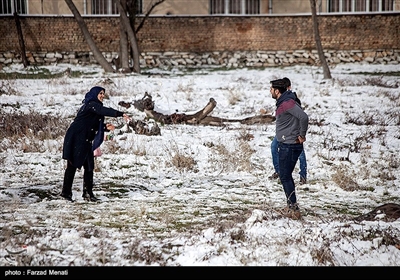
[62,86,124,170]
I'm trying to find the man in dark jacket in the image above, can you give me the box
[270,79,309,219]
[61,86,129,202]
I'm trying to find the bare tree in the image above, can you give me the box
[310,0,332,79]
[116,0,141,73]
[66,0,164,74]
[117,0,165,73]
[13,12,28,68]
[64,0,115,72]
[117,0,131,73]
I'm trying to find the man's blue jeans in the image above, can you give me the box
[278,142,304,207]
[271,136,307,179]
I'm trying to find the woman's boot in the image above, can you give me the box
[83,169,100,202]
[61,162,76,202]
[86,185,100,202]
[82,183,100,201]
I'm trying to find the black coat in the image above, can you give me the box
[62,99,124,170]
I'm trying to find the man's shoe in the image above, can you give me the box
[279,205,301,220]
[60,193,74,202]
[289,209,301,220]
[268,172,279,180]
[300,176,307,185]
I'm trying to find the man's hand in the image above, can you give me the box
[297,135,306,144]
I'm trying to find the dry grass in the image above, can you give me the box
[165,142,197,171]
[331,165,362,191]
[0,109,70,152]
[0,79,20,95]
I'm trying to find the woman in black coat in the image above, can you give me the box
[61,86,129,202]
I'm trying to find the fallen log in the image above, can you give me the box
[119,93,276,126]
[355,203,400,222]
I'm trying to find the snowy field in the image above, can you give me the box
[0,62,399,271]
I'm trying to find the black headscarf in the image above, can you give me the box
[83,86,105,105]
[82,86,106,151]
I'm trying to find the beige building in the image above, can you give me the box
[1,0,398,15]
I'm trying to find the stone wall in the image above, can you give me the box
[1,14,399,68]
[2,49,399,69]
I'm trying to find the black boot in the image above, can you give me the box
[83,185,100,202]
[61,162,76,202]
[87,189,101,202]
[60,193,74,202]
[82,186,100,201]
[83,169,100,202]
[82,185,88,199]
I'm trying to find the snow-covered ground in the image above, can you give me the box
[0,62,399,268]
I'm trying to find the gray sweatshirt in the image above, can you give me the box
[275,91,309,144]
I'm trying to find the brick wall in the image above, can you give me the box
[1,14,399,54]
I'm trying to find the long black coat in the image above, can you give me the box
[62,99,124,170]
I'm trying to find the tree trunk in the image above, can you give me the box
[310,0,332,79]
[118,0,131,73]
[13,12,28,68]
[117,0,141,74]
[64,0,115,73]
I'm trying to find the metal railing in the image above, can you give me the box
[0,0,397,15]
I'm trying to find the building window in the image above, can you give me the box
[328,0,394,12]
[245,0,260,14]
[92,0,118,15]
[136,0,143,14]
[373,0,394,11]
[355,0,365,11]
[210,0,260,15]
[0,0,26,14]
[91,0,142,15]
[210,0,224,14]
[229,0,241,14]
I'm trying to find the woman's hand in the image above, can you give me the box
[123,114,131,122]
[106,123,115,131]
